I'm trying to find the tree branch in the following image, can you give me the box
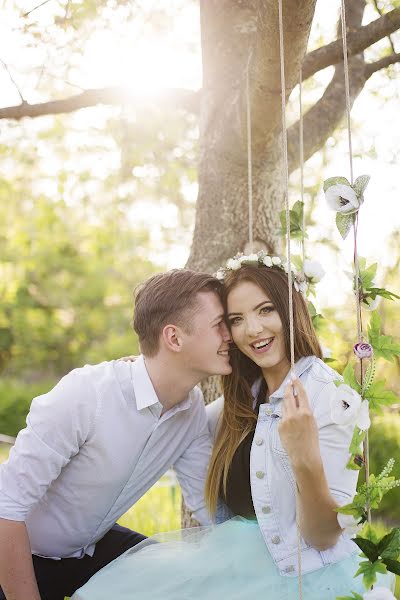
[365,52,400,77]
[302,7,400,80]
[0,87,200,121]
[0,59,25,103]
[288,0,367,173]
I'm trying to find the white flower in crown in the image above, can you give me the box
[363,588,396,600]
[330,384,370,431]
[336,513,363,538]
[263,255,273,267]
[325,183,360,214]
[215,269,225,281]
[271,256,281,266]
[244,253,259,263]
[226,258,241,270]
[303,260,325,283]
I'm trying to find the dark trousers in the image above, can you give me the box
[0,523,146,600]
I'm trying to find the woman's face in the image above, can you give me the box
[226,280,290,377]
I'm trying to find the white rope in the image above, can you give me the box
[340,0,371,524]
[246,52,254,253]
[277,1,303,597]
[299,68,305,265]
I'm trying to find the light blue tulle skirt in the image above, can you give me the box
[72,518,395,600]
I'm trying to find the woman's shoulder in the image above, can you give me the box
[304,356,343,386]
[205,396,224,440]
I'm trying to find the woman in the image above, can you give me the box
[73,254,395,600]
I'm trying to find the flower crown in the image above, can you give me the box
[214,250,325,294]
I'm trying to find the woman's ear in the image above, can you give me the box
[161,324,183,353]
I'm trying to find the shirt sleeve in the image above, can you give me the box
[312,380,359,507]
[0,368,97,521]
[172,388,213,526]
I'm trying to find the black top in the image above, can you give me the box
[222,380,267,518]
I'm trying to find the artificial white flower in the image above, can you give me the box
[363,587,396,600]
[303,260,325,283]
[263,255,273,267]
[246,253,259,263]
[357,399,371,431]
[271,256,282,266]
[325,184,360,213]
[336,513,363,538]
[294,278,308,294]
[215,270,225,281]
[322,346,332,359]
[226,258,241,270]
[330,384,362,426]
[239,255,248,263]
[363,296,380,311]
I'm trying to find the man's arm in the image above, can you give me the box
[0,519,41,600]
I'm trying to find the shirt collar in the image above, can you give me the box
[251,356,315,415]
[130,355,161,411]
[130,355,193,414]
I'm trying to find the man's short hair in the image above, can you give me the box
[133,269,222,357]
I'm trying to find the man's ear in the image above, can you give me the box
[161,324,183,353]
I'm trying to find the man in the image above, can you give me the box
[0,269,231,600]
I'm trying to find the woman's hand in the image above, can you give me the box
[278,375,321,468]
[118,355,138,362]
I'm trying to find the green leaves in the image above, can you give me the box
[336,212,355,240]
[364,380,399,414]
[357,258,400,310]
[336,592,363,600]
[323,176,351,191]
[354,559,388,589]
[353,527,400,586]
[353,174,371,198]
[279,201,308,240]
[368,311,400,362]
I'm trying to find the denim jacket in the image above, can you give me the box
[206,356,359,577]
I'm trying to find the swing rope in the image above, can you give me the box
[246,52,254,253]
[340,0,371,523]
[277,1,304,597]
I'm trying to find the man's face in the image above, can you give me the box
[180,291,232,379]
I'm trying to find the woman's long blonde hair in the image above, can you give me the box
[205,265,323,514]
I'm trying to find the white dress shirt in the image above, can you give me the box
[0,357,212,559]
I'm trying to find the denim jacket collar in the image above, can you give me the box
[251,356,315,417]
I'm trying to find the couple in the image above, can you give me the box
[0,257,394,599]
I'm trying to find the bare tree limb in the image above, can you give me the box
[372,0,396,53]
[23,0,52,18]
[0,87,200,121]
[365,52,400,77]
[0,59,26,103]
[288,0,367,173]
[302,7,400,80]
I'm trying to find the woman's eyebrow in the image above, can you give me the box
[227,300,273,317]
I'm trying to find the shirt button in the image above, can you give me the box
[255,470,265,479]
[271,535,281,544]
[265,406,273,416]
[261,505,271,514]
[284,565,295,573]
[254,437,263,446]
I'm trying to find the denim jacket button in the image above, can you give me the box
[255,437,263,446]
[265,407,273,416]
[255,470,265,479]
[284,565,295,573]
[261,505,271,514]
[271,535,281,544]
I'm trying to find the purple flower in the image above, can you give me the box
[353,342,373,360]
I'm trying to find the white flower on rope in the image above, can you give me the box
[363,587,397,600]
[330,384,371,431]
[303,260,325,283]
[325,183,360,214]
[336,513,363,538]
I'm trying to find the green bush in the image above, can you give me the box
[364,413,400,526]
[0,378,55,437]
